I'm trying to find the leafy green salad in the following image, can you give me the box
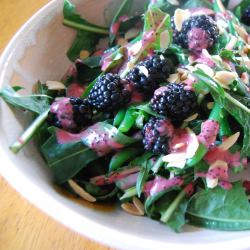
[2,0,250,232]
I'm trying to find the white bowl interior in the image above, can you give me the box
[1,1,250,249]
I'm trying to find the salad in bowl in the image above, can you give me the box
[1,0,250,233]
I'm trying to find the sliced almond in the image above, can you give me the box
[125,28,140,40]
[162,152,187,162]
[207,102,214,110]
[160,30,170,49]
[68,180,96,202]
[79,50,90,60]
[185,128,199,159]
[117,38,128,46]
[174,9,190,31]
[211,55,223,64]
[46,81,66,90]
[206,160,228,188]
[172,142,185,150]
[225,35,238,50]
[184,113,199,122]
[241,72,249,85]
[195,64,214,77]
[206,177,219,188]
[138,66,149,77]
[167,160,186,169]
[121,202,143,216]
[132,197,144,215]
[167,73,180,83]
[210,160,228,169]
[214,71,238,86]
[167,0,180,5]
[234,24,249,42]
[218,132,240,151]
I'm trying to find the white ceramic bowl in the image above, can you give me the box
[1,1,250,249]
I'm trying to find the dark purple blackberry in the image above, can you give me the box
[47,97,93,132]
[126,55,173,96]
[87,73,131,112]
[142,117,174,155]
[242,6,250,26]
[172,15,219,51]
[150,83,198,121]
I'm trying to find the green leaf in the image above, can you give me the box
[148,0,178,15]
[181,0,212,9]
[187,182,250,230]
[41,128,98,184]
[109,0,133,44]
[166,197,188,232]
[66,30,100,61]
[63,0,108,33]
[143,7,172,50]
[136,160,152,197]
[0,85,51,114]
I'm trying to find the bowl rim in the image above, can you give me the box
[1,1,250,249]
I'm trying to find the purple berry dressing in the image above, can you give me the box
[187,27,212,52]
[50,98,76,131]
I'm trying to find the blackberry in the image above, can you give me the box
[242,6,250,26]
[87,73,131,112]
[150,83,198,121]
[172,15,219,51]
[142,117,174,155]
[126,55,173,96]
[48,97,93,132]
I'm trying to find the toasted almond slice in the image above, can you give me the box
[68,180,96,202]
[214,71,238,86]
[172,142,185,150]
[210,160,228,169]
[162,153,186,162]
[160,30,170,49]
[241,72,249,85]
[218,132,240,151]
[206,177,219,188]
[125,28,140,40]
[46,81,66,90]
[216,0,226,12]
[117,38,128,46]
[225,35,238,50]
[206,160,228,188]
[174,9,190,31]
[80,50,90,60]
[167,160,186,169]
[167,73,180,83]
[211,55,223,63]
[167,0,180,5]
[234,24,249,42]
[207,102,214,110]
[185,128,199,159]
[132,197,144,215]
[184,113,199,122]
[138,66,149,77]
[195,64,214,77]
[121,202,143,216]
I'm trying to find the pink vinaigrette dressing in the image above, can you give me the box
[56,123,124,156]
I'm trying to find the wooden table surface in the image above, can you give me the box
[0,1,111,249]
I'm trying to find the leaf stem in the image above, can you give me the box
[10,109,49,154]
[63,19,109,34]
[160,188,186,223]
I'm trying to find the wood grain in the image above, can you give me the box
[0,1,111,249]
